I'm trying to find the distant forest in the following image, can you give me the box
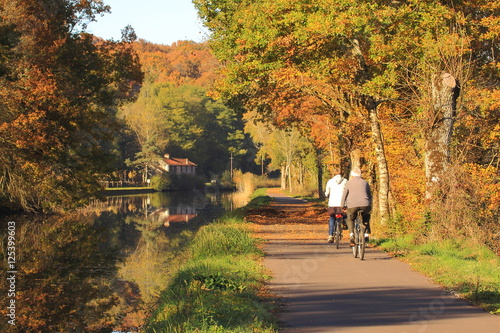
[119,40,261,185]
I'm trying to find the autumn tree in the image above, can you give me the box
[196,0,499,247]
[0,0,143,211]
[195,0,395,221]
[195,0,499,217]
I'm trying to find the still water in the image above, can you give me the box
[0,190,238,333]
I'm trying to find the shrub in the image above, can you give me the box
[151,174,171,191]
[425,163,499,251]
[151,173,205,191]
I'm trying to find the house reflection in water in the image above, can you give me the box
[153,205,198,227]
[89,194,200,227]
[89,195,152,214]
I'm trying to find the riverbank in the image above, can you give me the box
[102,187,155,195]
[102,183,237,196]
[146,189,278,332]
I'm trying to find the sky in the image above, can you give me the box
[86,0,209,45]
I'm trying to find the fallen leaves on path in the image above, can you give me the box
[245,200,334,243]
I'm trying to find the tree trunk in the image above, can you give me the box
[316,149,324,199]
[281,162,286,190]
[425,72,459,199]
[349,38,391,224]
[143,164,148,183]
[350,149,362,171]
[287,162,292,193]
[368,106,390,225]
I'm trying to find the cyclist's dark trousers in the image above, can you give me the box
[346,206,371,234]
[328,207,344,235]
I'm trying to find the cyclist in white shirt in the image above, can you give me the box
[325,173,347,243]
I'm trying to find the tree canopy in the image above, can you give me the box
[195,0,499,244]
[0,0,143,211]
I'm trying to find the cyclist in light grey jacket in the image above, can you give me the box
[341,168,372,244]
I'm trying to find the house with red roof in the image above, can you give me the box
[159,154,197,175]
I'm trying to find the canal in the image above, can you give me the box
[0,189,240,332]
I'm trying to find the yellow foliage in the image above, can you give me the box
[464,164,500,217]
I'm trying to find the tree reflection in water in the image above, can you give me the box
[0,191,232,333]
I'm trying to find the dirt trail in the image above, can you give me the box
[246,188,500,333]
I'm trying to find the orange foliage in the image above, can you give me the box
[379,105,426,224]
[132,40,219,87]
[0,0,143,211]
[465,164,500,217]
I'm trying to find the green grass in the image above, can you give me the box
[375,237,500,314]
[247,188,273,207]
[146,198,278,332]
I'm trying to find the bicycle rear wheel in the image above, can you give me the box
[359,224,366,260]
[351,223,359,258]
[334,218,342,249]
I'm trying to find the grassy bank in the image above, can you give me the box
[146,189,277,332]
[374,236,500,314]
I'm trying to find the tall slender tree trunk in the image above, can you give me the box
[281,162,287,190]
[351,38,391,224]
[425,72,459,199]
[368,105,390,225]
[316,149,324,199]
[143,164,148,184]
[287,163,292,193]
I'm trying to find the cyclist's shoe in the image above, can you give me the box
[349,233,355,245]
[328,235,334,243]
[364,233,369,242]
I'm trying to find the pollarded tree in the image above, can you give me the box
[371,0,498,200]
[0,0,143,211]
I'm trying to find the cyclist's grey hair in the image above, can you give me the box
[350,168,361,177]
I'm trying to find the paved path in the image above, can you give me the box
[262,190,500,333]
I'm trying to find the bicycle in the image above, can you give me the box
[351,210,366,260]
[332,213,343,249]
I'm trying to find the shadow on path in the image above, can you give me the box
[259,189,500,333]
